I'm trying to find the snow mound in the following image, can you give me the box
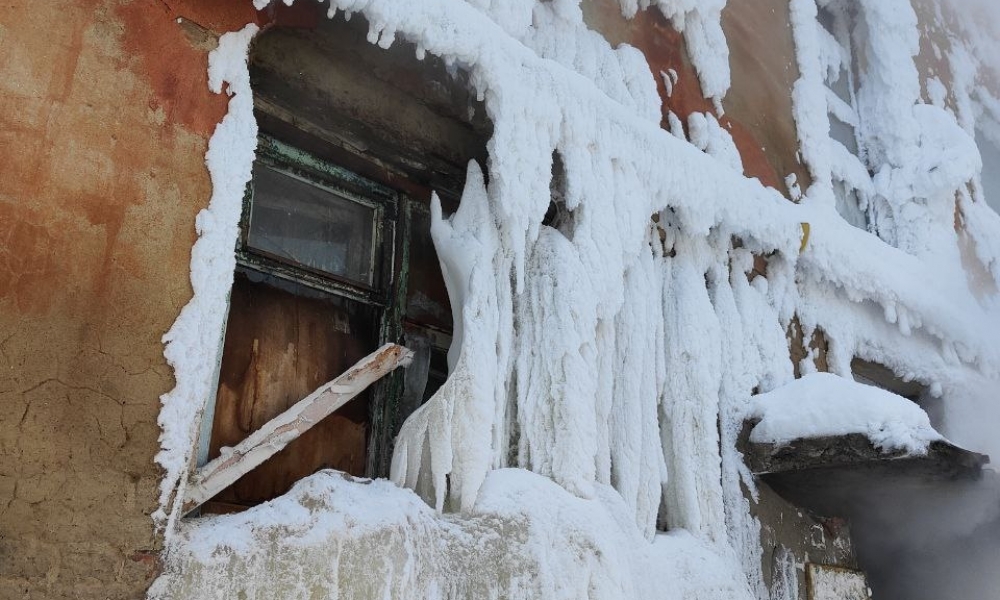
[749,372,943,454]
[149,469,753,600]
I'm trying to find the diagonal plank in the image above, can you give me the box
[183,343,413,515]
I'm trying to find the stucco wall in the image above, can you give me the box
[0,1,254,597]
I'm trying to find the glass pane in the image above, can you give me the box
[247,163,376,285]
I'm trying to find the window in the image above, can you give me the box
[815,0,874,231]
[247,164,378,286]
[200,136,461,513]
[194,6,490,514]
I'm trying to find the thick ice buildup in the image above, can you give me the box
[155,23,259,534]
[156,1,1000,599]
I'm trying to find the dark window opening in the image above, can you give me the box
[198,7,490,514]
[542,150,575,240]
[850,358,942,428]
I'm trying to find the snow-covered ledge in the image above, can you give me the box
[748,373,944,456]
[147,469,753,600]
[743,373,988,518]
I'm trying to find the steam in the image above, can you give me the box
[940,0,1000,79]
[858,4,1000,598]
[846,379,1000,600]
[851,471,1000,600]
[850,3,1000,593]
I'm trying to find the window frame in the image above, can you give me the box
[236,135,400,308]
[196,134,413,484]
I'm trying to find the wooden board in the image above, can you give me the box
[206,271,378,508]
[187,343,412,513]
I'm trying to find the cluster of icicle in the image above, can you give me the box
[348,1,798,595]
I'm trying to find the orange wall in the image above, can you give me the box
[583,0,810,198]
[0,1,248,597]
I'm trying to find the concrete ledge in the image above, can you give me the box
[743,429,989,518]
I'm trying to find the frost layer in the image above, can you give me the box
[155,24,259,533]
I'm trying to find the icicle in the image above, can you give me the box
[377,28,396,49]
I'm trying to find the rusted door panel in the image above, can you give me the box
[207,271,378,508]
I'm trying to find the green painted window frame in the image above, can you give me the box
[224,134,415,479]
[237,135,401,307]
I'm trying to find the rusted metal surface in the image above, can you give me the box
[185,343,413,514]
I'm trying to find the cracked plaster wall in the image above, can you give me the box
[0,1,255,598]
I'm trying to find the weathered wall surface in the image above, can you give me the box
[754,482,857,597]
[583,0,810,197]
[0,1,253,597]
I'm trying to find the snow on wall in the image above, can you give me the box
[154,0,1000,598]
[806,564,870,600]
[154,24,259,534]
[937,2,1000,294]
[787,0,1000,460]
[617,0,731,107]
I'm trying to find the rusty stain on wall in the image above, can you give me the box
[0,0,242,597]
[582,0,810,197]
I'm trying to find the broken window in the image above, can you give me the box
[197,136,397,513]
[193,5,491,514]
